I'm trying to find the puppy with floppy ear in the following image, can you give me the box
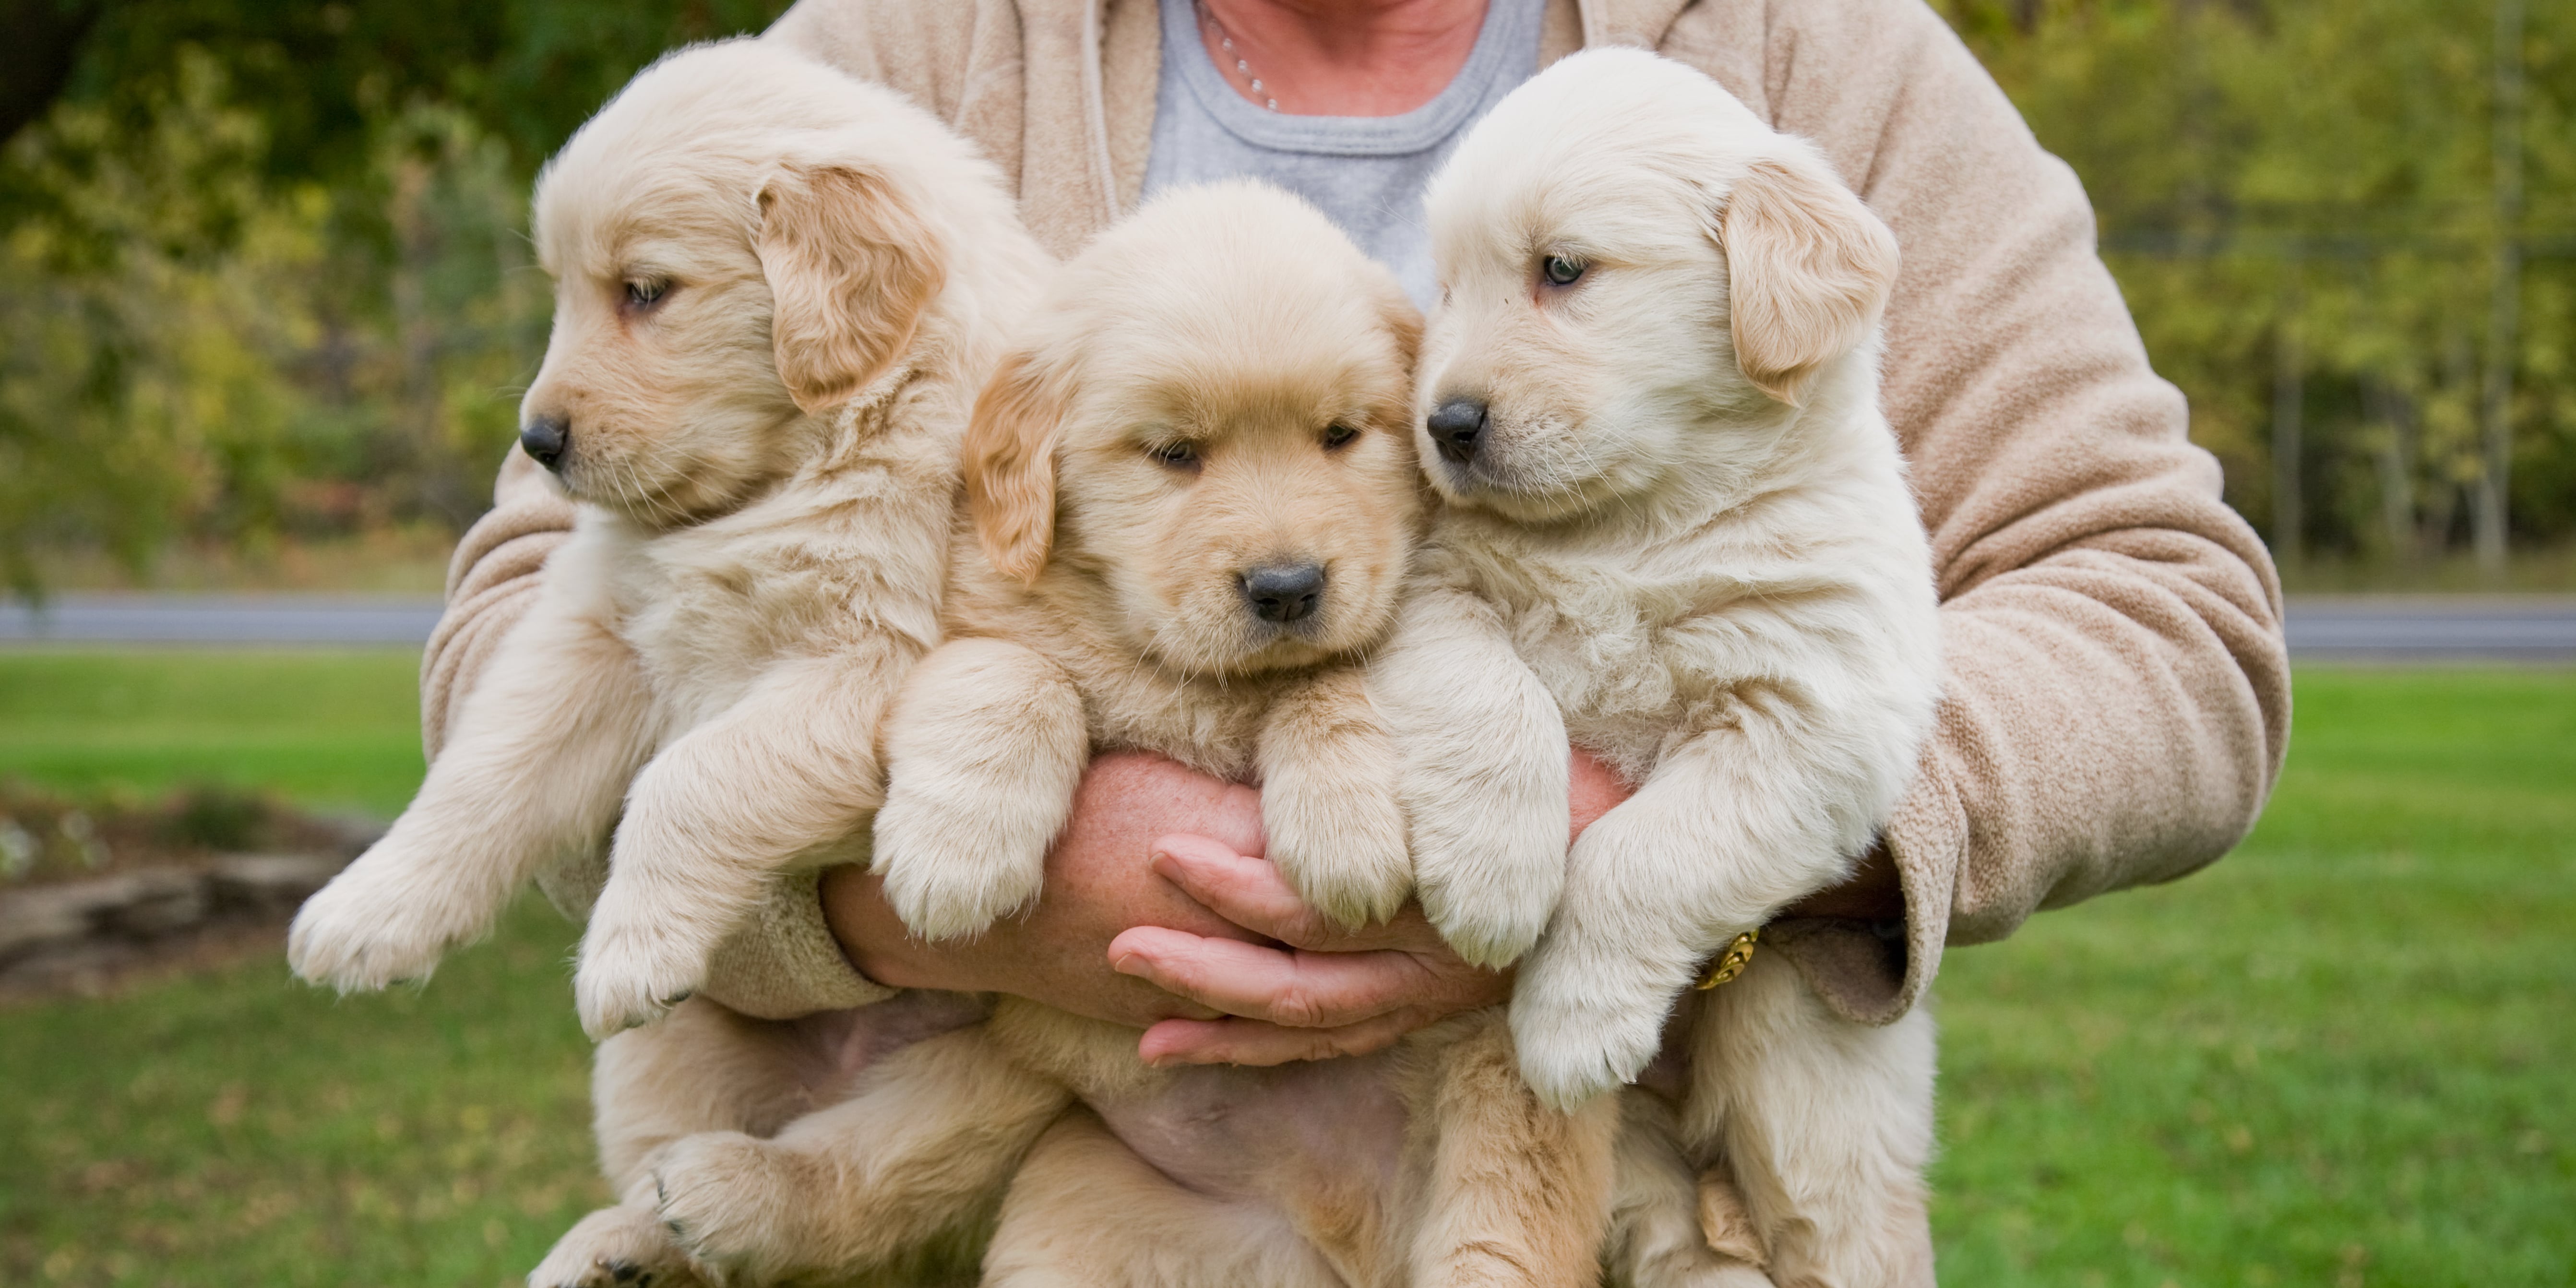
[285,34,1049,1087]
[1388,48,1945,1287]
[614,183,1620,1288]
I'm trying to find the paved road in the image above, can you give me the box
[4,593,2573,660]
[0,594,446,646]
[2280,598,2576,662]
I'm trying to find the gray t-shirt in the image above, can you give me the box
[1141,0,1546,308]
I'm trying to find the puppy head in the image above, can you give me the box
[1416,49,1899,523]
[964,181,1424,678]
[519,40,952,527]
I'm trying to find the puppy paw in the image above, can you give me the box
[871,796,1047,941]
[572,921,705,1042]
[286,847,466,991]
[1412,798,1565,968]
[651,1133,808,1279]
[527,1204,706,1288]
[1508,946,1672,1111]
[1262,779,1410,931]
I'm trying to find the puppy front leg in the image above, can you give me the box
[290,588,656,991]
[1370,589,1569,967]
[1510,726,1861,1109]
[576,646,906,1037]
[650,1026,1074,1284]
[1409,1013,1619,1288]
[870,638,1088,941]
[1257,666,1410,930]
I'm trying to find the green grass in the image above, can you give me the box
[0,651,2570,1286]
[1931,669,2576,1287]
[0,648,429,816]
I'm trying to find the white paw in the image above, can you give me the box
[652,1133,804,1279]
[572,913,708,1041]
[285,846,467,990]
[871,794,1047,941]
[1263,779,1409,930]
[1508,943,1672,1111]
[527,1203,705,1288]
[1411,795,1565,968]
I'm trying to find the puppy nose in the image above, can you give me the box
[1240,563,1326,624]
[1427,398,1488,465]
[519,415,570,471]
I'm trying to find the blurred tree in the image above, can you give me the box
[4,0,2571,592]
[1933,0,2575,576]
[0,0,792,596]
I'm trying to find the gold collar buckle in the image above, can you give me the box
[1694,929,1761,990]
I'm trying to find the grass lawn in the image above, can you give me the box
[1,650,2570,1286]
[0,648,429,817]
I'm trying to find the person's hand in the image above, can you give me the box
[821,746,1896,1065]
[1109,835,1509,1065]
[820,752,1271,1030]
[1104,747,1640,1065]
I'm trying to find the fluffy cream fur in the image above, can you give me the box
[537,183,1644,1288]
[284,39,1049,1046]
[1383,49,1946,1286]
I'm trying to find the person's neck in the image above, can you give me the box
[1195,0,1492,116]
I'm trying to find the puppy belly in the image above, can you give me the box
[1091,1054,1408,1204]
[778,990,992,1097]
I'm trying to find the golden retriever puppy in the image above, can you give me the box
[574,181,1618,1288]
[285,38,1050,1042]
[1381,49,1945,1286]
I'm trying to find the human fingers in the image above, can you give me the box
[1149,836,1447,953]
[1106,926,1462,1028]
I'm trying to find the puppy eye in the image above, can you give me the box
[624,279,669,309]
[1541,256,1586,286]
[1323,424,1360,451]
[1148,441,1200,469]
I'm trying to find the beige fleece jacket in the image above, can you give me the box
[422,0,2290,1027]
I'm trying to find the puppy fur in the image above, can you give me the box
[286,40,1049,1040]
[1382,49,1945,1287]
[562,182,1627,1288]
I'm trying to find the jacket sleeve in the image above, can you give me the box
[1661,0,2291,1022]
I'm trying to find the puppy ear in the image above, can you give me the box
[1374,276,1425,374]
[962,348,1067,585]
[755,164,947,415]
[1718,155,1900,406]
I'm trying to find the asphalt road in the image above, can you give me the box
[0,595,446,646]
[3,593,2572,660]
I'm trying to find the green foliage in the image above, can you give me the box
[1932,0,2576,566]
[0,0,792,596]
[1,654,2571,1285]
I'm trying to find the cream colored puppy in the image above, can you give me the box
[561,182,1621,1288]
[285,39,1049,1041]
[1383,49,1945,1285]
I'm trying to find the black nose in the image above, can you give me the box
[1240,563,1326,624]
[520,416,569,471]
[1427,398,1488,465]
